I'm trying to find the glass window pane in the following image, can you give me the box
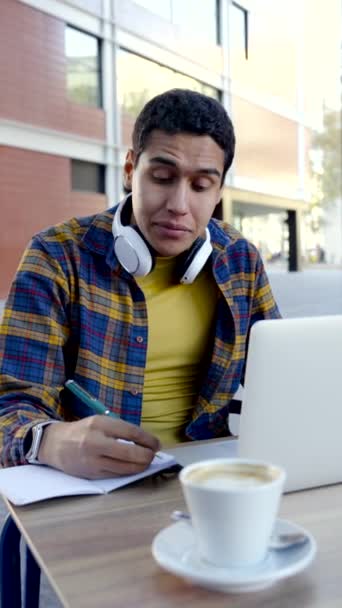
[133,0,218,43]
[172,0,218,44]
[229,3,298,110]
[117,49,220,147]
[65,26,101,107]
[132,0,172,20]
[71,160,105,193]
[229,3,247,59]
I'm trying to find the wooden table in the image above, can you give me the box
[3,449,342,608]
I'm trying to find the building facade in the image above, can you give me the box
[0,0,341,298]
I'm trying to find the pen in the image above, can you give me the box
[64,379,163,460]
[65,379,120,419]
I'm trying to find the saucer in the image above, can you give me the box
[151,518,316,593]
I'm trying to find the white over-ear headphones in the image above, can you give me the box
[112,197,213,284]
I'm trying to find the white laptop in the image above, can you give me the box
[169,315,342,493]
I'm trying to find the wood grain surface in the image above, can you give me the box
[4,447,342,608]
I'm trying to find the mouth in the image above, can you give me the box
[153,221,192,233]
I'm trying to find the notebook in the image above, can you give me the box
[0,451,176,506]
[169,315,342,493]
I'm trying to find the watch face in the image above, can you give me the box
[26,421,57,464]
[26,424,44,463]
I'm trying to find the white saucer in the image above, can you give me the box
[151,518,316,593]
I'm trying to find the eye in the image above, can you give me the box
[192,177,213,192]
[151,168,174,182]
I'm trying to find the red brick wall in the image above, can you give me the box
[0,147,107,299]
[0,0,108,298]
[0,0,105,140]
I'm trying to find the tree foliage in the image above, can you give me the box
[311,108,342,205]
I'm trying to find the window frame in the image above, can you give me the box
[65,24,103,108]
[71,159,105,194]
[232,2,249,60]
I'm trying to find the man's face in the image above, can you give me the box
[123,130,224,257]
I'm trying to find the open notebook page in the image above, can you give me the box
[0,451,176,506]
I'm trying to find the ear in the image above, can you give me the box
[123,149,136,191]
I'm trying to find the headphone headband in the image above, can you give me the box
[112,197,212,283]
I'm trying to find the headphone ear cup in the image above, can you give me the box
[179,228,212,284]
[112,199,154,276]
[114,226,153,276]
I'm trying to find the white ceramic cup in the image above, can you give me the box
[179,458,286,568]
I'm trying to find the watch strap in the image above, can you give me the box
[25,421,60,464]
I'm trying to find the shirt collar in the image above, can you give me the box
[80,205,120,272]
[80,202,240,273]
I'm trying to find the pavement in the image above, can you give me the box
[0,268,341,606]
[267,268,342,318]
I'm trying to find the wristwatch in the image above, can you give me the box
[25,421,59,465]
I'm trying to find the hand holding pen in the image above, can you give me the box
[65,379,163,459]
[36,380,161,479]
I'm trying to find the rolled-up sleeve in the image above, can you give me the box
[0,236,71,466]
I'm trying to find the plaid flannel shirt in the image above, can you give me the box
[0,205,280,466]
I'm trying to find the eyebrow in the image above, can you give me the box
[149,156,221,179]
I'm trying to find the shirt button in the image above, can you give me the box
[130,389,139,396]
[136,336,144,343]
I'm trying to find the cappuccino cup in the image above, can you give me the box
[179,458,285,568]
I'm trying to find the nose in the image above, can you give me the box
[166,180,189,215]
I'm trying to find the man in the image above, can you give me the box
[0,89,280,479]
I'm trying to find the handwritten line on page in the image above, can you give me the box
[0,451,176,506]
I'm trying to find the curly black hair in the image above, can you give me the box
[131,88,235,186]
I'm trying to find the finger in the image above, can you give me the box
[93,416,161,452]
[100,435,156,466]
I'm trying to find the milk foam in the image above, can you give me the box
[200,473,267,490]
[186,465,276,489]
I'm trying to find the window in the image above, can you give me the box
[71,160,105,193]
[133,0,218,44]
[65,26,102,107]
[133,0,171,20]
[172,0,218,44]
[117,49,220,146]
[230,2,249,60]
